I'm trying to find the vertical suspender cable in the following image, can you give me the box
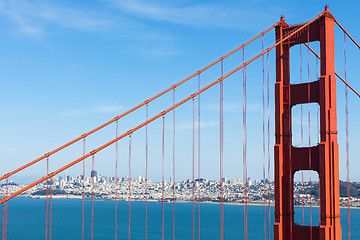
[192,97,195,240]
[91,155,95,240]
[128,135,132,240]
[316,57,321,225]
[344,32,351,240]
[262,35,266,240]
[45,157,49,240]
[266,53,271,240]
[2,203,4,240]
[4,180,7,240]
[49,176,53,240]
[82,138,86,240]
[172,91,176,240]
[220,60,224,240]
[198,74,201,240]
[243,48,248,240]
[162,116,165,240]
[115,121,119,240]
[48,157,53,240]
[146,104,149,240]
[267,52,271,240]
[307,27,312,240]
[287,41,293,240]
[300,45,305,226]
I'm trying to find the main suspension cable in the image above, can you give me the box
[335,18,360,50]
[0,13,325,205]
[0,23,278,185]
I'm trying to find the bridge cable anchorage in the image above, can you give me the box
[172,92,175,240]
[262,34,266,240]
[0,12,324,206]
[300,44,305,226]
[220,59,224,240]
[243,47,248,240]
[344,32,351,240]
[115,121,119,240]
[82,138,86,240]
[0,23,279,185]
[91,155,95,240]
[197,73,201,240]
[145,104,149,240]
[128,135,132,240]
[304,43,360,98]
[192,97,195,240]
[161,116,165,240]
[307,26,313,240]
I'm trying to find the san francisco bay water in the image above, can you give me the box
[2,198,359,239]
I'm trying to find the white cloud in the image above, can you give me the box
[0,0,117,39]
[106,0,278,30]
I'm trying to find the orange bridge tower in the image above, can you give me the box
[274,7,342,240]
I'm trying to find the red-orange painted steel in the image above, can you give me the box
[274,7,341,240]
[304,43,360,98]
[0,11,323,205]
[0,24,277,184]
[334,19,360,50]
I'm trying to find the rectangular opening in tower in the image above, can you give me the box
[293,170,320,226]
[291,103,320,147]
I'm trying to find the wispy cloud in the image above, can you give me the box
[60,104,124,116]
[0,0,117,39]
[106,0,278,30]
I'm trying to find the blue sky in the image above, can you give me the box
[0,0,359,183]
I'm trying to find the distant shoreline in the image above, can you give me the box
[21,195,360,209]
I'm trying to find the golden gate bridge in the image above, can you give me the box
[1,6,359,240]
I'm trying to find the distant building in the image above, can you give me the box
[91,170,97,178]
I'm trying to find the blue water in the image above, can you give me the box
[2,198,359,239]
